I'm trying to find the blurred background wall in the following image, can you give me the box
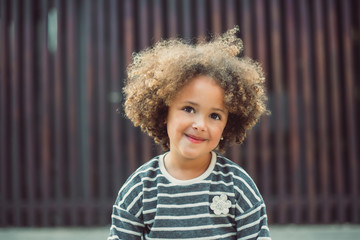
[0,0,359,227]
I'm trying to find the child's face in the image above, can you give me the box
[166,75,228,161]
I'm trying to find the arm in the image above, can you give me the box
[108,203,145,240]
[235,201,271,240]
[108,173,145,240]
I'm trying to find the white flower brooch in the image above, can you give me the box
[210,194,231,215]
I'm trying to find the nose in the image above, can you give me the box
[192,115,206,131]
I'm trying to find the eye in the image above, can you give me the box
[183,106,195,113]
[210,113,221,120]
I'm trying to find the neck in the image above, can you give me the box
[164,152,212,180]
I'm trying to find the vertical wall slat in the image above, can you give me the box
[240,0,252,57]
[109,0,122,195]
[284,0,301,224]
[227,0,245,166]
[269,0,286,224]
[248,0,260,181]
[10,0,21,226]
[123,0,137,175]
[228,0,245,169]
[298,0,316,223]
[357,1,360,222]
[40,0,51,227]
[255,0,271,204]
[341,0,359,223]
[139,0,149,47]
[226,1,244,165]
[167,0,178,38]
[97,0,107,225]
[153,0,163,43]
[313,0,330,223]
[196,0,207,39]
[66,0,78,225]
[23,0,36,226]
[225,0,236,29]
[210,0,221,34]
[84,0,95,226]
[54,0,65,226]
[326,0,345,223]
[138,0,153,164]
[240,0,255,179]
[181,0,192,39]
[0,0,9,226]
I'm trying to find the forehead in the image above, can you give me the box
[171,75,227,109]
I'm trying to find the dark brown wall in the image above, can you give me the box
[0,0,359,226]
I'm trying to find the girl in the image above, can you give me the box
[108,27,271,240]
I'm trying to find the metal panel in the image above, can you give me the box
[0,0,359,226]
[313,0,331,223]
[39,0,51,226]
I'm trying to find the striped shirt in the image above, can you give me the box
[108,151,271,240]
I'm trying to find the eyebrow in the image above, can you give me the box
[183,101,227,114]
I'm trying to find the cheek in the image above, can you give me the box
[210,124,226,139]
[219,119,228,135]
[218,127,226,137]
[216,123,228,136]
[166,117,182,139]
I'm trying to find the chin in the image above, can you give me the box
[179,148,212,160]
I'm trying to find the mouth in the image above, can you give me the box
[185,134,206,144]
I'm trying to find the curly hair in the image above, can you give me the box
[123,27,268,152]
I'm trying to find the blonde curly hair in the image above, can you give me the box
[123,27,268,152]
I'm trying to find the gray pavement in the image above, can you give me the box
[270,224,360,240]
[0,225,359,239]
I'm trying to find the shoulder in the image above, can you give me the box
[214,153,263,210]
[115,155,162,205]
[215,153,254,185]
[133,154,161,179]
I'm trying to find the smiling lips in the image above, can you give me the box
[185,134,206,144]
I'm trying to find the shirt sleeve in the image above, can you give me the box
[235,200,271,240]
[108,171,146,240]
[108,203,145,240]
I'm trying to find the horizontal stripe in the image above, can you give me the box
[143,196,158,203]
[126,191,143,212]
[261,225,270,231]
[237,214,268,232]
[110,225,142,237]
[236,202,245,214]
[151,223,233,231]
[233,175,261,202]
[142,174,165,183]
[159,191,234,198]
[212,170,261,203]
[143,207,157,215]
[117,181,142,207]
[153,179,234,188]
[107,236,120,240]
[156,202,209,208]
[146,231,237,240]
[239,227,271,240]
[135,206,143,218]
[143,186,158,192]
[216,158,252,178]
[154,212,234,220]
[236,202,266,221]
[119,160,159,191]
[111,214,145,227]
[234,185,253,208]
